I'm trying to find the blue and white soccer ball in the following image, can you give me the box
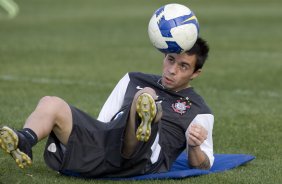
[148,4,199,54]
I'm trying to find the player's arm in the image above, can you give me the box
[97,73,130,122]
[186,114,214,169]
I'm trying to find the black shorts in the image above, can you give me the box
[43,105,160,178]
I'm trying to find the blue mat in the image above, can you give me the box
[113,153,255,180]
[61,153,255,180]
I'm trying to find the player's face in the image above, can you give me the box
[161,53,201,92]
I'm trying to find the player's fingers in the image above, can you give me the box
[189,131,205,143]
[188,134,201,146]
[193,125,208,138]
[190,126,206,137]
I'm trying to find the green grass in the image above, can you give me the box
[1,0,282,183]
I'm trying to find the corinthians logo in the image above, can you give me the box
[171,97,192,115]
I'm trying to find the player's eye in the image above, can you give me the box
[167,57,175,64]
[179,63,189,71]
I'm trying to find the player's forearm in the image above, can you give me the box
[187,145,210,170]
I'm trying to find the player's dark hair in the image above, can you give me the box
[185,37,209,72]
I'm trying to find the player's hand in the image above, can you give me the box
[186,123,208,147]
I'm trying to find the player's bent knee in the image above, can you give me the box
[38,96,68,109]
[38,96,72,144]
[134,87,157,100]
[37,96,72,122]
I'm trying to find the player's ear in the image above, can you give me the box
[191,69,202,80]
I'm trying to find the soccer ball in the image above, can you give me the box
[148,4,199,54]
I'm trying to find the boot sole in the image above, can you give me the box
[136,93,156,142]
[0,126,32,168]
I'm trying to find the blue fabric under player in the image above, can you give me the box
[118,153,255,180]
[61,153,255,180]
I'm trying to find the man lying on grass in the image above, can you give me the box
[0,37,214,178]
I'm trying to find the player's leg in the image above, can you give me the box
[23,96,72,145]
[122,87,162,158]
[0,96,73,168]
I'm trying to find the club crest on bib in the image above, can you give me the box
[171,97,192,115]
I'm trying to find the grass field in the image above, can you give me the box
[1,0,282,183]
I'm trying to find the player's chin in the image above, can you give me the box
[162,79,174,89]
[163,83,174,91]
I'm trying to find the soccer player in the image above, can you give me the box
[0,37,214,178]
